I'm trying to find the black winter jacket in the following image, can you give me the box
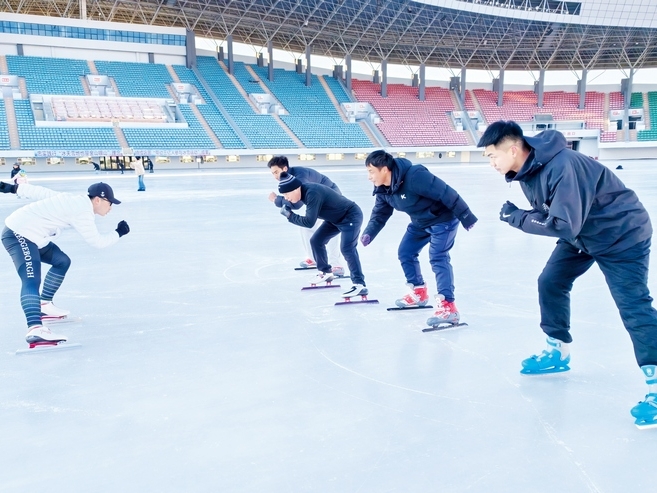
[363,158,476,241]
[504,130,652,255]
[274,166,340,210]
[286,183,360,229]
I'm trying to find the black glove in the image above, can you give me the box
[360,234,371,247]
[115,220,130,237]
[0,181,18,194]
[458,209,478,231]
[500,201,519,223]
[280,205,292,219]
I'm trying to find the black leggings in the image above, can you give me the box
[2,227,71,328]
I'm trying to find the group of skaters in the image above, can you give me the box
[2,120,657,428]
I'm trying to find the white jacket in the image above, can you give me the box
[133,159,145,176]
[5,184,120,249]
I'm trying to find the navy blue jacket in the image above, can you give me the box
[274,166,340,210]
[504,130,652,255]
[286,183,360,229]
[363,158,476,240]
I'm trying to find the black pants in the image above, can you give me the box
[2,227,71,328]
[310,205,365,286]
[538,239,657,366]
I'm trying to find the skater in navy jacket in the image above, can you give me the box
[479,120,657,428]
[361,150,477,327]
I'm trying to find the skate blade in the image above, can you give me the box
[635,419,657,430]
[301,284,341,290]
[520,366,571,375]
[387,305,433,311]
[294,266,317,271]
[335,298,379,306]
[42,316,82,324]
[422,322,468,333]
[16,341,81,355]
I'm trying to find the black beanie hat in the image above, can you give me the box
[278,172,302,193]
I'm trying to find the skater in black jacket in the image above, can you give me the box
[479,120,657,428]
[267,156,345,274]
[361,150,477,327]
[277,172,365,298]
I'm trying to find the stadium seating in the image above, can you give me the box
[0,101,11,150]
[7,55,88,95]
[638,92,657,141]
[94,60,172,98]
[249,64,372,148]
[472,89,605,130]
[352,79,468,146]
[196,57,296,148]
[13,100,120,150]
[122,105,215,150]
[51,97,167,122]
[322,77,353,104]
[609,92,625,110]
[172,64,245,149]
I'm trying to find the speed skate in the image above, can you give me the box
[41,315,83,324]
[422,322,468,333]
[16,340,81,355]
[387,305,433,311]
[335,285,378,306]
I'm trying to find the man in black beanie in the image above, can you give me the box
[278,171,367,298]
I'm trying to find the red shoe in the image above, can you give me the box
[299,258,316,268]
[426,295,460,326]
[395,284,429,308]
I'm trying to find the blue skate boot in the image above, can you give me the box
[632,365,657,429]
[520,337,570,375]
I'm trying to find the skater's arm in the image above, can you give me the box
[362,196,394,241]
[272,194,303,210]
[72,215,121,248]
[505,165,587,238]
[69,201,121,248]
[14,183,60,200]
[287,194,320,228]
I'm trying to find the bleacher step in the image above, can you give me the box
[317,75,350,124]
[112,122,130,149]
[643,92,651,130]
[166,65,181,84]
[0,55,8,75]
[190,103,223,148]
[81,76,91,96]
[87,60,98,75]
[242,64,304,147]
[3,96,22,150]
[220,61,261,114]
[166,85,180,103]
[18,78,28,99]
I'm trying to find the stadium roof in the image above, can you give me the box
[3,0,657,71]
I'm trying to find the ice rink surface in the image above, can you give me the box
[0,160,655,492]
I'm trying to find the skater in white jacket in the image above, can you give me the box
[0,181,130,345]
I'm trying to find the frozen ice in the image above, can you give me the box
[1,161,656,492]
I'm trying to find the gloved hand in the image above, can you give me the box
[116,220,130,237]
[360,234,371,247]
[0,181,18,194]
[280,205,292,219]
[500,201,519,223]
[459,209,478,231]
